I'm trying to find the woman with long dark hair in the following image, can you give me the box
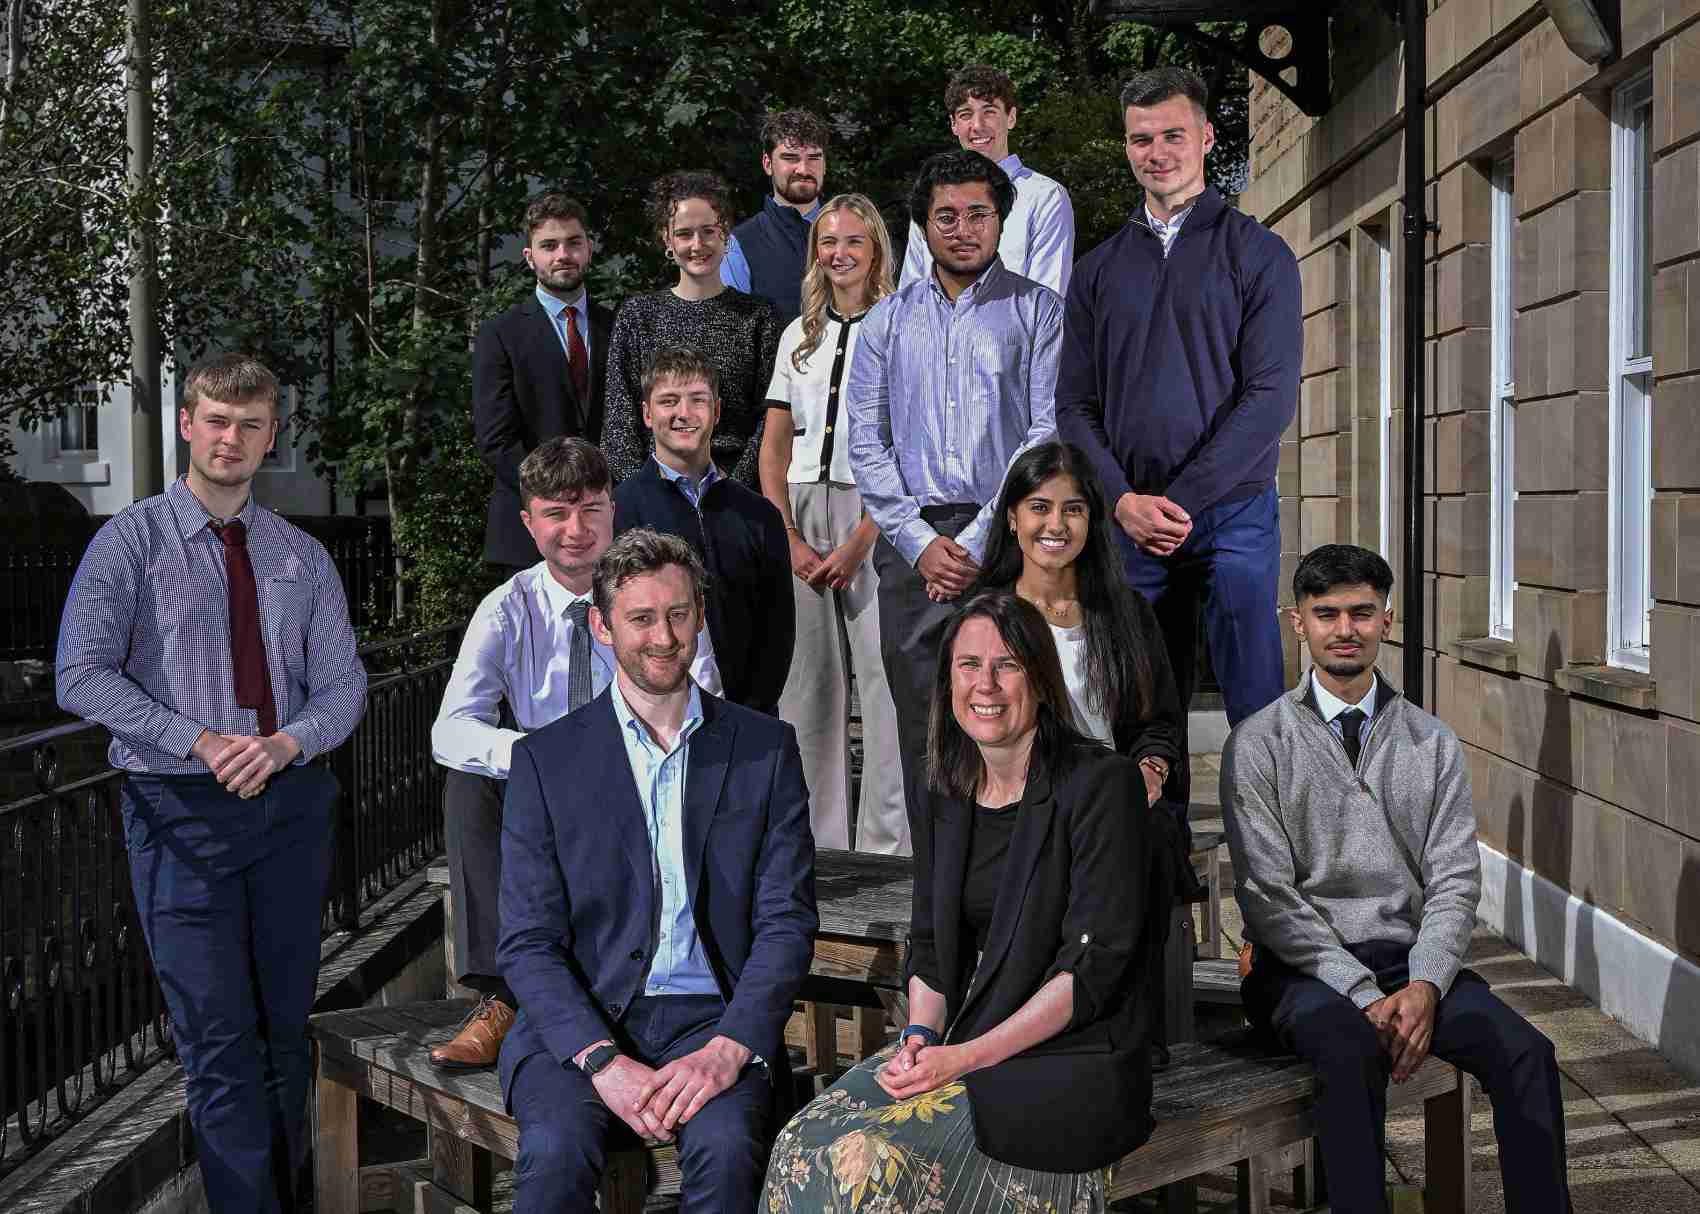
[973,440,1182,807]
[761,591,1155,1212]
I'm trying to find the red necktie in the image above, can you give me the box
[215,520,278,736]
[563,306,589,401]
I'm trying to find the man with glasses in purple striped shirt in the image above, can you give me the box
[56,353,367,1214]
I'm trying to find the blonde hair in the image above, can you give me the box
[793,194,895,371]
[182,353,279,417]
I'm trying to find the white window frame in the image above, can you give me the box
[1608,72,1654,671]
[1489,157,1517,640]
[1378,233,1394,559]
[262,384,296,472]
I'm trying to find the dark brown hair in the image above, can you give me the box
[518,437,610,509]
[640,346,720,403]
[591,527,708,622]
[646,171,735,244]
[1120,66,1210,117]
[927,590,1094,801]
[182,353,279,418]
[760,108,831,155]
[944,64,1017,115]
[523,192,589,239]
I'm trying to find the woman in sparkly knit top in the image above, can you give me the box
[602,171,782,489]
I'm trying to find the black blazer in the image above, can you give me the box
[908,744,1155,1172]
[496,690,818,1102]
[612,460,794,716]
[472,295,614,566]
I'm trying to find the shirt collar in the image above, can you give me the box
[535,283,587,322]
[168,475,257,539]
[1144,197,1199,238]
[998,153,1031,182]
[825,302,869,325]
[530,561,592,618]
[652,453,722,494]
[927,254,1005,306]
[1311,669,1376,725]
[769,195,823,224]
[609,672,704,754]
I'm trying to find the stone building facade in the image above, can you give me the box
[1245,0,1700,1072]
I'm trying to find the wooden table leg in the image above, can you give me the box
[1235,1151,1273,1214]
[600,1148,649,1214]
[875,986,909,1029]
[1165,903,1197,1045]
[802,1001,837,1072]
[854,1006,889,1059]
[1423,1069,1473,1213]
[313,1045,360,1214]
[431,1124,494,1209]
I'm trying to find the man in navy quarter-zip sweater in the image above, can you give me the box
[1222,545,1571,1214]
[614,346,794,716]
[1057,66,1301,811]
[721,110,830,328]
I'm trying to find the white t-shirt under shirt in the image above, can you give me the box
[764,307,866,485]
[1050,622,1111,744]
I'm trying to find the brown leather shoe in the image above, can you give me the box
[429,996,515,1070]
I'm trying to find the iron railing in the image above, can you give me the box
[0,622,459,1174]
[0,515,398,662]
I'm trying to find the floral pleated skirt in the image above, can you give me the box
[761,1044,1109,1214]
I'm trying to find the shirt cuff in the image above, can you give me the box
[893,518,940,566]
[160,713,209,762]
[279,719,324,763]
[1405,946,1462,1000]
[1349,982,1388,1009]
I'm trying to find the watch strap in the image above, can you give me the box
[581,1042,621,1076]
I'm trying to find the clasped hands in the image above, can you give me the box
[1363,980,1439,1083]
[917,536,980,603]
[876,1036,975,1100]
[191,729,300,799]
[591,1034,750,1144]
[788,531,874,594]
[1115,492,1192,557]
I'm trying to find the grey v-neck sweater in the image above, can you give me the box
[1219,672,1481,1007]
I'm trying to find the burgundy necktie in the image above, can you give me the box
[215,520,278,736]
[563,307,589,401]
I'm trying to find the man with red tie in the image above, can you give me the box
[474,193,616,573]
[56,353,367,1214]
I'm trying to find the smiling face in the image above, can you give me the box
[949,614,1039,753]
[814,207,873,303]
[642,373,719,472]
[950,95,1017,163]
[524,217,591,297]
[924,180,1002,281]
[1009,472,1089,576]
[1124,94,1215,214]
[592,564,702,697]
[665,196,726,285]
[764,140,826,207]
[522,487,612,593]
[180,395,276,492]
[1292,583,1393,683]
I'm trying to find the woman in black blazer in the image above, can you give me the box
[761,591,1154,1213]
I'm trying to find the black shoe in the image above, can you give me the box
[1150,1042,1172,1072]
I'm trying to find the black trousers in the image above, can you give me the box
[1243,939,1572,1214]
[872,503,979,865]
[442,768,516,1006]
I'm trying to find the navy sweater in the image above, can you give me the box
[732,197,811,329]
[1056,187,1301,518]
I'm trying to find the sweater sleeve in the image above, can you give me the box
[1220,728,1385,1007]
[1163,229,1302,517]
[601,303,649,484]
[1055,256,1135,506]
[1406,728,1482,997]
[731,300,781,488]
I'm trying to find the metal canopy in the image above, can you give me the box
[1089,0,1344,115]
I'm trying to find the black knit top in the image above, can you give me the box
[601,288,782,489]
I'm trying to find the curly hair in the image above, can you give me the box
[592,527,709,622]
[793,194,895,370]
[907,149,1016,228]
[523,192,589,239]
[944,64,1017,115]
[759,108,831,155]
[646,170,735,244]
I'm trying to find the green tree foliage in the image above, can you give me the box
[0,0,1251,626]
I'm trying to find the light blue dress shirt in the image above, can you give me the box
[720,200,823,293]
[610,677,719,996]
[535,284,593,366]
[1142,198,1199,258]
[845,256,1061,565]
[1311,669,1378,746]
[652,454,724,508]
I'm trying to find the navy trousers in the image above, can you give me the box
[504,994,770,1214]
[122,764,337,1214]
[1121,486,1285,809]
[1243,940,1572,1214]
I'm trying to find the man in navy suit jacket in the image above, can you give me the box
[497,527,817,1213]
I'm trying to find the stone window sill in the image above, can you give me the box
[1451,636,1518,673]
[1553,665,1656,710]
[35,459,110,486]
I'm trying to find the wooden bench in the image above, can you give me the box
[312,1002,1470,1214]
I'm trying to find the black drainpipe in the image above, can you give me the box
[1401,0,1429,707]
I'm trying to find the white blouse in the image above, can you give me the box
[764,308,866,485]
[1050,622,1111,744]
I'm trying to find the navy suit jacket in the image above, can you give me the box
[496,686,817,1099]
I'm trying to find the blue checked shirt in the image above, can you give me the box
[56,477,369,774]
[610,677,719,996]
[845,256,1061,565]
[651,453,723,507]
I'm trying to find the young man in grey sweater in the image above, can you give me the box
[1221,545,1571,1214]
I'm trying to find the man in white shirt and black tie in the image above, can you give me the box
[429,438,722,1068]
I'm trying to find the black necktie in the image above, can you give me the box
[1338,707,1365,768]
[567,600,593,713]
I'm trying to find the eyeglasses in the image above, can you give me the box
[928,207,997,234]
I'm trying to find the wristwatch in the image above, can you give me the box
[581,1042,621,1076]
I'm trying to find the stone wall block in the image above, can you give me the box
[1278,438,1300,495]
[1515,203,1541,312]
[1652,263,1689,381]
[1652,374,1700,491]
[1517,397,1546,493]
[1301,369,1351,437]
[1300,241,1351,315]
[1623,816,1684,942]
[1652,604,1699,722]
[1667,717,1700,838]
[1570,191,1612,295]
[1454,41,1523,167]
[1657,23,1700,154]
[1517,304,1549,397]
[1652,491,1680,602]
[1516,493,1554,584]
[1552,94,1611,198]
[1516,110,1554,216]
[1654,143,1700,267]
[1615,709,1670,824]
[1301,433,1352,497]
[1304,306,1351,376]
[1542,394,1578,492]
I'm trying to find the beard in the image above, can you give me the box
[617,646,692,697]
[776,174,820,205]
[535,262,584,294]
[1319,654,1371,678]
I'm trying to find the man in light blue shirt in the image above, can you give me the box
[847,148,1059,861]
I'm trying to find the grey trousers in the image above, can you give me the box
[442,768,514,1003]
[779,482,908,854]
